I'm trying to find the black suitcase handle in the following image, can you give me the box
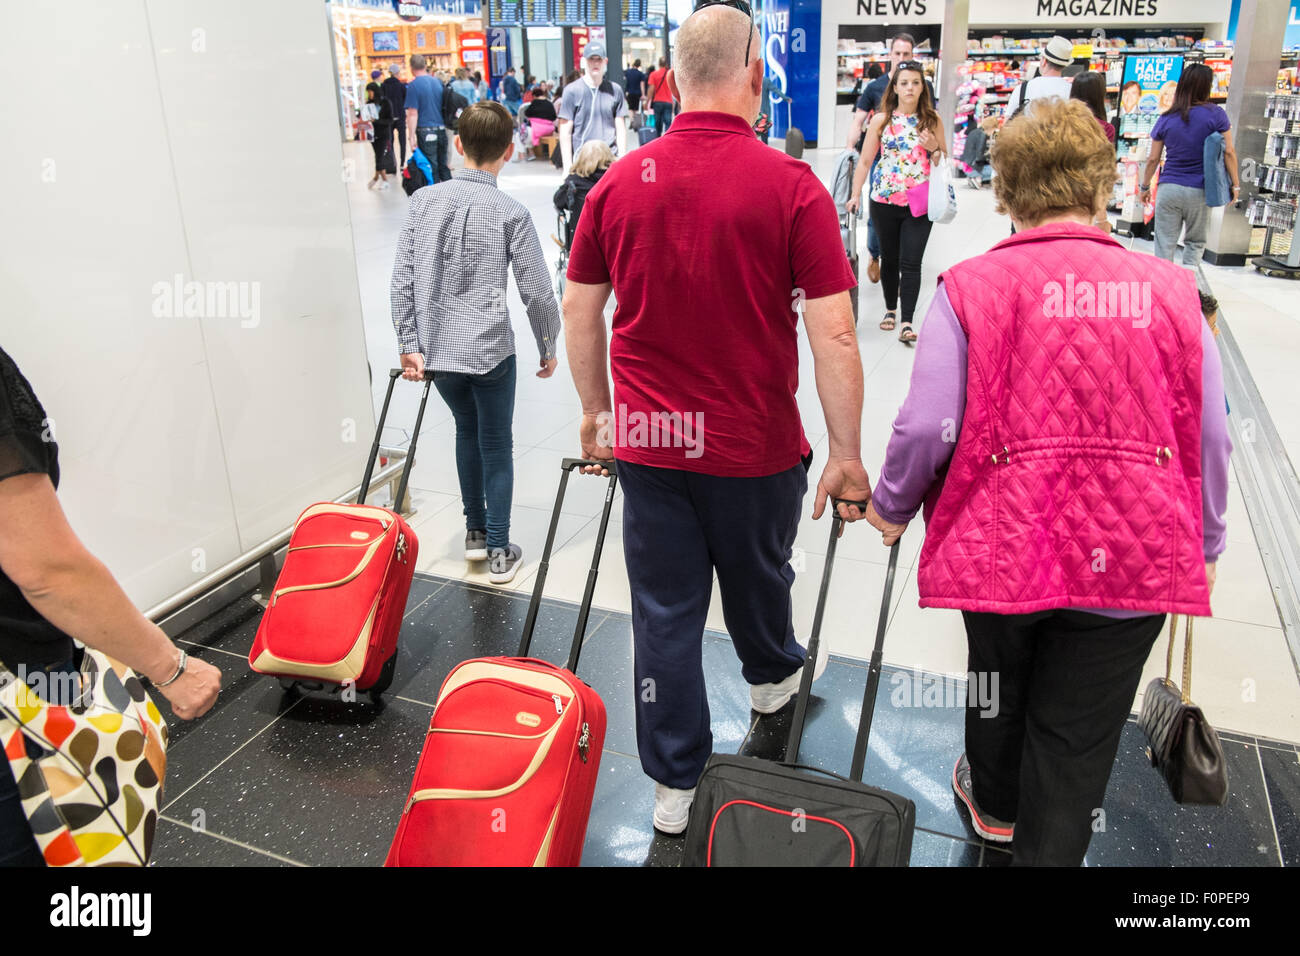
[561,457,618,475]
[849,539,900,783]
[357,368,436,510]
[518,460,619,673]
[785,500,900,783]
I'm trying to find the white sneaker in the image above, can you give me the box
[653,783,696,835]
[749,638,831,714]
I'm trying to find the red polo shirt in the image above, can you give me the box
[566,111,856,478]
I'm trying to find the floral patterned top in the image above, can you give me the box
[870,111,932,206]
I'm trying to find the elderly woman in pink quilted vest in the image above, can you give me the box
[864,97,1231,866]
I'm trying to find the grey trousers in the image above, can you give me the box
[1153,182,1209,268]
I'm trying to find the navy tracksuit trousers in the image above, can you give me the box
[619,456,812,790]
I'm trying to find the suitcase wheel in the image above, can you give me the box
[367,654,397,700]
[278,678,301,695]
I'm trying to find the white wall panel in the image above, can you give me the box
[0,0,374,608]
[145,0,374,548]
[0,0,241,605]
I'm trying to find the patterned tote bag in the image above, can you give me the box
[0,650,168,866]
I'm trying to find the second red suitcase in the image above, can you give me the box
[385,459,617,866]
[248,369,434,699]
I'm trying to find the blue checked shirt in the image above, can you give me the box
[391,168,560,375]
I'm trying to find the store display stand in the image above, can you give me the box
[1249,94,1300,279]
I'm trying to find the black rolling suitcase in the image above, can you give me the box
[683,510,915,866]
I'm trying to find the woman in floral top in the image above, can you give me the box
[847,63,946,344]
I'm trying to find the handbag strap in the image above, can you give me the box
[1165,614,1194,703]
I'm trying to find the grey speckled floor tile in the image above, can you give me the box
[164,695,434,866]
[150,818,303,867]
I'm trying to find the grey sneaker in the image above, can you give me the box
[952,753,1014,843]
[464,530,488,561]
[488,544,523,584]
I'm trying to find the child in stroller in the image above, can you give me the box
[550,141,614,294]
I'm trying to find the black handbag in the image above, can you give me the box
[682,511,916,867]
[1136,615,1229,806]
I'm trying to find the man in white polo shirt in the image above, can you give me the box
[558,41,628,174]
[1007,36,1074,116]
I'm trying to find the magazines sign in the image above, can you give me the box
[968,0,1230,23]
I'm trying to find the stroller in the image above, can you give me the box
[830,148,860,326]
[551,208,573,297]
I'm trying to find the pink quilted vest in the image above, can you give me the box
[919,222,1211,616]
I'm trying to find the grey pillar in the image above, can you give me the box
[605,3,624,70]
[1204,0,1291,266]
[562,27,575,78]
[938,0,971,155]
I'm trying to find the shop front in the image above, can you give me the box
[329,0,484,139]
[805,0,1234,150]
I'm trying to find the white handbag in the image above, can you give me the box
[928,157,958,224]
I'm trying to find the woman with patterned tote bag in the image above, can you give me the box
[1,652,170,865]
[0,346,221,866]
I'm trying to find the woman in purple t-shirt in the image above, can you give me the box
[1140,64,1240,269]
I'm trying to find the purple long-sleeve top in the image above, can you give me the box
[871,285,1231,618]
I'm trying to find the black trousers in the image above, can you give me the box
[869,199,934,325]
[393,121,407,167]
[415,126,451,183]
[962,609,1164,866]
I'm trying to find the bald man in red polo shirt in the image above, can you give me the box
[563,3,872,835]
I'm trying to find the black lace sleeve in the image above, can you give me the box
[0,346,59,486]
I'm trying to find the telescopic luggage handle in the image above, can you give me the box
[848,538,900,783]
[358,368,436,510]
[785,501,901,781]
[518,459,619,672]
[785,498,866,765]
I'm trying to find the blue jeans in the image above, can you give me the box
[866,157,882,260]
[620,456,811,789]
[433,355,517,550]
[0,656,78,867]
[505,98,522,117]
[652,101,674,137]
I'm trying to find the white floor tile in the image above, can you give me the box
[1133,616,1300,742]
[1210,534,1285,629]
[879,571,971,680]
[409,498,590,589]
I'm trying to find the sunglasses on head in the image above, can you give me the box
[692,0,755,67]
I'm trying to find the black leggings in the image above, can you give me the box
[870,199,934,325]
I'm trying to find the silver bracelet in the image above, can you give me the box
[155,648,187,687]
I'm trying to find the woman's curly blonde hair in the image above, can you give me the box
[992,97,1119,228]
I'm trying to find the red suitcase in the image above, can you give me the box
[248,369,434,700]
[385,459,617,866]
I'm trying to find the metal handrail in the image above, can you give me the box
[1213,285,1300,679]
[143,447,409,624]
